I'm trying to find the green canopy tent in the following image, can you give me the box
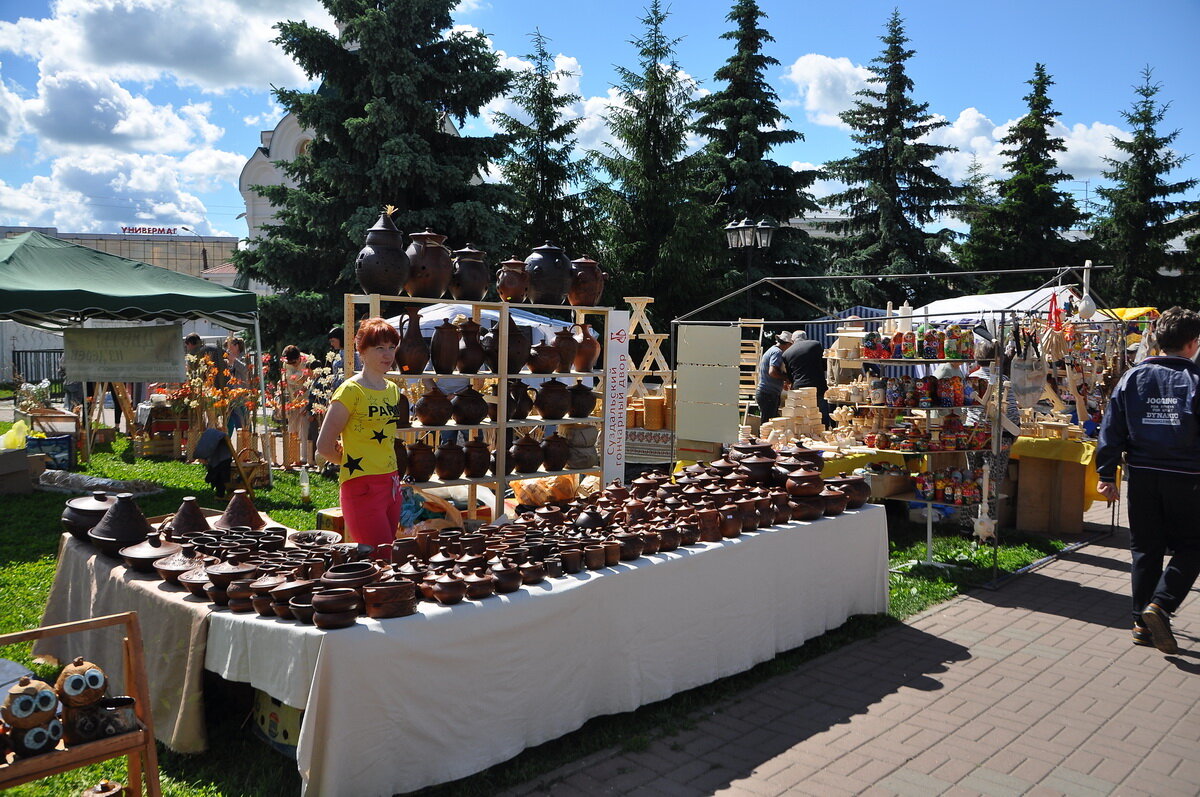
[0,231,268,472]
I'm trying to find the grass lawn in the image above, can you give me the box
[0,426,1067,795]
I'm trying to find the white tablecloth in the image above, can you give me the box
[205,504,888,796]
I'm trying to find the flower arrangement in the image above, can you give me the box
[16,379,52,412]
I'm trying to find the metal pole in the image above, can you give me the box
[253,315,273,487]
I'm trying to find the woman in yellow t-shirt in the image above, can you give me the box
[316,317,403,549]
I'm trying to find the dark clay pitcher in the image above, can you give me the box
[495,257,530,303]
[355,210,409,295]
[457,319,485,374]
[429,319,460,374]
[396,306,429,374]
[404,228,452,299]
[449,243,488,302]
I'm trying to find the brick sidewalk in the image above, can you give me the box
[506,494,1200,796]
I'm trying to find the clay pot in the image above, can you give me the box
[406,440,436,482]
[789,496,825,522]
[435,441,466,481]
[355,211,409,295]
[572,324,601,372]
[738,455,777,485]
[269,575,315,604]
[736,497,759,532]
[363,582,418,618]
[615,532,644,561]
[541,432,570,472]
[658,525,681,552]
[495,257,530,302]
[463,437,491,478]
[313,610,359,630]
[311,587,362,614]
[463,569,495,599]
[450,386,488,425]
[524,241,571,305]
[520,561,546,584]
[507,380,536,420]
[785,469,825,497]
[583,545,606,570]
[429,319,460,374]
[824,473,870,509]
[559,548,583,573]
[551,328,580,373]
[574,506,613,530]
[509,433,544,474]
[205,555,257,589]
[162,496,211,539]
[729,439,775,462]
[251,594,276,617]
[641,529,661,555]
[154,543,216,584]
[87,493,152,557]
[457,319,486,374]
[491,560,522,593]
[482,315,530,374]
[62,491,117,541]
[119,532,181,573]
[568,256,607,307]
[820,487,849,516]
[404,228,452,299]
[449,243,488,302]
[414,383,453,426]
[289,594,316,624]
[432,573,467,604]
[528,342,560,374]
[717,503,742,538]
[396,306,430,375]
[533,378,570,420]
[567,380,598,418]
[320,561,381,593]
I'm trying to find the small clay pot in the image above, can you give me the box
[583,545,606,570]
[820,487,849,517]
[251,595,276,617]
[313,610,359,630]
[62,492,117,541]
[311,588,360,614]
[289,594,316,625]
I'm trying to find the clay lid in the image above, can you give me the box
[453,243,485,261]
[119,532,181,563]
[213,490,265,531]
[409,227,448,245]
[167,496,212,536]
[820,487,846,498]
[89,493,153,543]
[206,555,256,578]
[178,565,210,585]
[65,491,116,513]
[500,257,525,269]
[570,256,599,267]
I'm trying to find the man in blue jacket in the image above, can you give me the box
[1096,306,1200,653]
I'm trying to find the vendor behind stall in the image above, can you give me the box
[755,331,792,421]
[316,318,403,550]
[782,330,830,426]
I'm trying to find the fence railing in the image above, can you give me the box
[11,349,65,399]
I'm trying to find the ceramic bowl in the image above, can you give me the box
[313,610,358,630]
[311,588,359,614]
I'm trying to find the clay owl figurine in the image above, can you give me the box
[55,656,136,745]
[1,675,62,757]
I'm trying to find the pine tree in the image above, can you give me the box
[959,64,1084,291]
[1093,68,1199,305]
[493,30,592,257]
[234,0,512,307]
[588,0,722,330]
[821,10,961,306]
[691,0,822,316]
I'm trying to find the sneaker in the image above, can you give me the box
[1140,603,1179,654]
[1132,623,1154,647]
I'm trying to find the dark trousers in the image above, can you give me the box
[1127,468,1200,623]
[755,390,780,422]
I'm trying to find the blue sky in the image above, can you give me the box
[0,0,1196,245]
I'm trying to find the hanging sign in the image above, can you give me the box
[601,311,630,484]
[63,324,186,382]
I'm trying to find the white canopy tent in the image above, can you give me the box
[910,286,1080,324]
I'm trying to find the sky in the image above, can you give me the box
[0,0,1196,246]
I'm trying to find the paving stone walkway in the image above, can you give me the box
[507,494,1200,796]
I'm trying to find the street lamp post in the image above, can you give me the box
[179,225,209,275]
[724,217,776,318]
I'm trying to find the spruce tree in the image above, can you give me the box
[1093,68,1199,306]
[234,0,512,308]
[821,10,961,306]
[691,0,822,316]
[588,0,722,330]
[493,30,592,257]
[959,64,1084,291]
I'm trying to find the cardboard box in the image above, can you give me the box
[0,448,26,477]
[869,473,914,499]
[251,689,303,759]
[27,453,48,480]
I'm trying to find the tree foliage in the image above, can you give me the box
[691,0,823,318]
[1093,68,1200,306]
[959,64,1084,291]
[821,10,962,307]
[233,0,513,312]
[493,30,593,257]
[588,0,722,330]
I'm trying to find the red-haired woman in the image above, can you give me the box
[316,317,403,549]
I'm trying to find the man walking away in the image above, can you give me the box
[755,332,792,422]
[1096,306,1200,653]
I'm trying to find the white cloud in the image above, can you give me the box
[781,54,871,129]
[243,99,286,129]
[453,0,491,14]
[1055,121,1128,180]
[0,67,24,154]
[0,0,332,94]
[791,161,844,201]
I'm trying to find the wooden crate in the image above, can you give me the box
[15,407,80,437]
[132,437,180,459]
[1014,458,1085,535]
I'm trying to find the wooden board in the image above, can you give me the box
[1014,457,1085,535]
[678,324,741,366]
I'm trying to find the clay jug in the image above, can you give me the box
[435,441,466,481]
[509,380,535,420]
[393,440,408,477]
[524,241,571,305]
[396,306,429,374]
[568,380,597,418]
[527,342,560,374]
[406,440,436,482]
[509,433,544,474]
[429,319,460,374]
[404,228,452,299]
[449,243,489,301]
[533,378,570,420]
[568,256,607,307]
[482,316,530,374]
[393,393,411,429]
[463,437,491,478]
[541,432,570,472]
[495,257,530,302]
[450,386,488,425]
[414,383,453,426]
[551,327,579,372]
[573,323,601,372]
[457,319,485,374]
[355,211,409,295]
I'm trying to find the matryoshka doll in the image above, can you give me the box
[877,332,893,359]
[901,331,917,359]
[891,331,904,359]
[959,331,974,360]
[916,375,938,408]
[921,329,940,359]
[902,375,918,408]
[1,675,62,757]
[885,377,902,407]
[862,330,880,359]
[944,325,961,359]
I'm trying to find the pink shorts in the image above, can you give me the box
[339,472,401,551]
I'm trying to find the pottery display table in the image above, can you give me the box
[38,506,888,796]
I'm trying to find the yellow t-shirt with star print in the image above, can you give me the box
[330,377,402,483]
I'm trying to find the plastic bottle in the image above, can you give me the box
[299,466,311,504]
